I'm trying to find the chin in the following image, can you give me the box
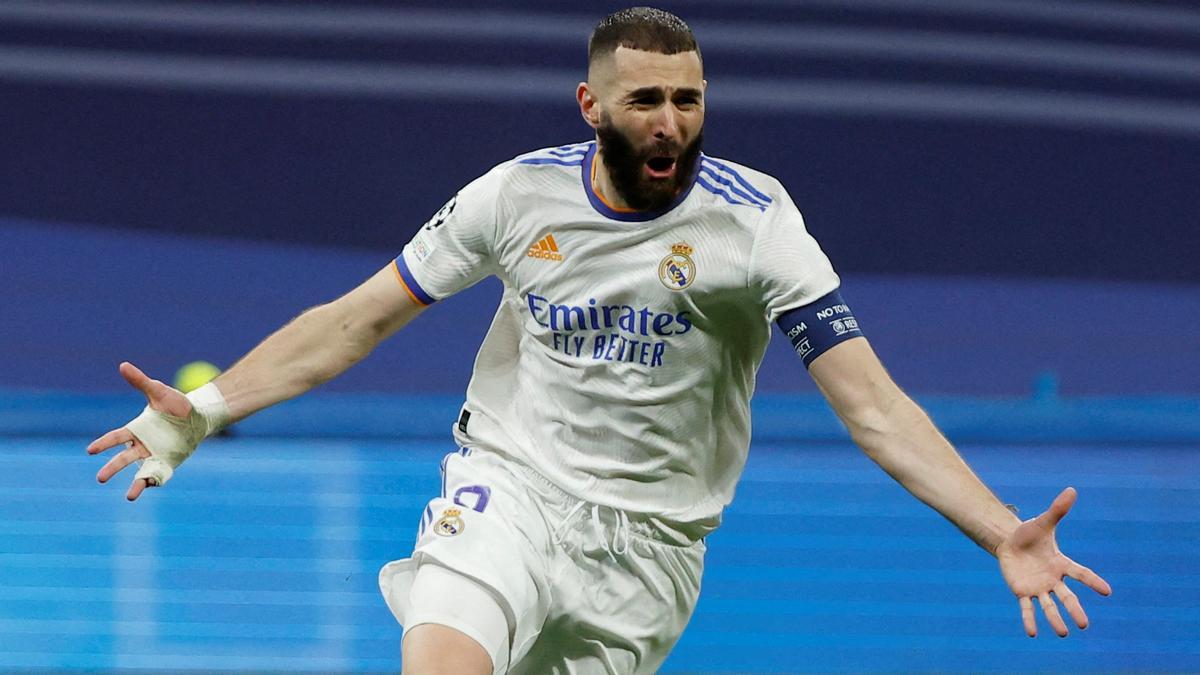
[636,183,679,210]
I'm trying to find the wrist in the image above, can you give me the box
[186,382,231,436]
[989,507,1024,556]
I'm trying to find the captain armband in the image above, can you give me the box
[775,288,865,368]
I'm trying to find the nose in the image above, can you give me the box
[652,106,681,142]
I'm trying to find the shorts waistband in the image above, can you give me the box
[509,458,698,549]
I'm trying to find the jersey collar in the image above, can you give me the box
[582,142,697,222]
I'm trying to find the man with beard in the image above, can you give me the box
[88,7,1111,674]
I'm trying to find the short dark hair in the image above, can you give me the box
[588,7,700,65]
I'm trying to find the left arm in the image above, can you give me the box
[741,181,1108,635]
[808,337,1111,636]
[808,337,1019,554]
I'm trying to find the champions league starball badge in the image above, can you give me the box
[659,243,696,290]
[433,507,465,537]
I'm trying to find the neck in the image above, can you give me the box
[590,147,636,211]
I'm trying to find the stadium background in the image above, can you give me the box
[1,0,1197,671]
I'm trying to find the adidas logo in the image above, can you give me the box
[527,234,564,262]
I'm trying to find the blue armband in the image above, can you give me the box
[775,288,864,368]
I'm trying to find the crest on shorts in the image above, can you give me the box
[433,507,465,537]
[659,243,696,291]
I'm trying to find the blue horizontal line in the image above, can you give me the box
[0,521,420,540]
[7,389,1200,442]
[0,586,382,605]
[0,552,369,572]
[0,651,397,672]
[670,629,1200,652]
[6,453,1198,489]
[516,157,584,166]
[0,618,399,640]
[695,597,1200,622]
[1,47,1199,140]
[546,147,589,158]
[0,486,433,508]
[2,2,1197,47]
[699,566,1198,587]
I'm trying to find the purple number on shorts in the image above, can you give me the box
[453,484,491,513]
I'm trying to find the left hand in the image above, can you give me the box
[996,487,1112,637]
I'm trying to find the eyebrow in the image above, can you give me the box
[625,86,703,100]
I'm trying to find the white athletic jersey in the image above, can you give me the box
[394,141,839,536]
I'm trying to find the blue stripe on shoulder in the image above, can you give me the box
[698,164,769,208]
[517,142,593,165]
[517,157,585,166]
[701,158,773,205]
[548,146,590,158]
[696,175,765,211]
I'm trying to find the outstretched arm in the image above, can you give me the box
[808,337,1111,636]
[808,337,1019,553]
[213,262,425,422]
[87,262,425,499]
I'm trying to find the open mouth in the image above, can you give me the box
[645,155,677,179]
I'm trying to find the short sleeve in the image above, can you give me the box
[747,188,841,321]
[393,165,506,305]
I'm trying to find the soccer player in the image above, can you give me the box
[87,7,1111,674]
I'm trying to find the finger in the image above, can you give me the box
[126,477,154,501]
[1038,593,1069,637]
[97,445,149,483]
[1019,596,1037,637]
[1054,582,1089,629]
[119,361,170,403]
[1067,561,1113,596]
[120,361,191,417]
[1035,486,1077,529]
[87,427,134,455]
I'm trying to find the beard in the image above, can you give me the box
[596,116,703,212]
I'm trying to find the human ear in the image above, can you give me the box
[577,82,601,129]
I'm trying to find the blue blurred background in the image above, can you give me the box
[1,0,1197,671]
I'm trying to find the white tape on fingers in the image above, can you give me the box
[135,456,175,486]
[124,383,230,487]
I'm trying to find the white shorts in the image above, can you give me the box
[378,447,706,674]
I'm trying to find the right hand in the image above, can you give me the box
[86,361,194,501]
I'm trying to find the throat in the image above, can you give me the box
[591,155,637,212]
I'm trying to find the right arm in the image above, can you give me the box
[92,162,506,499]
[216,262,425,422]
[87,261,425,499]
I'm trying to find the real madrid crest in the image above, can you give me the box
[433,507,465,537]
[659,243,696,291]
